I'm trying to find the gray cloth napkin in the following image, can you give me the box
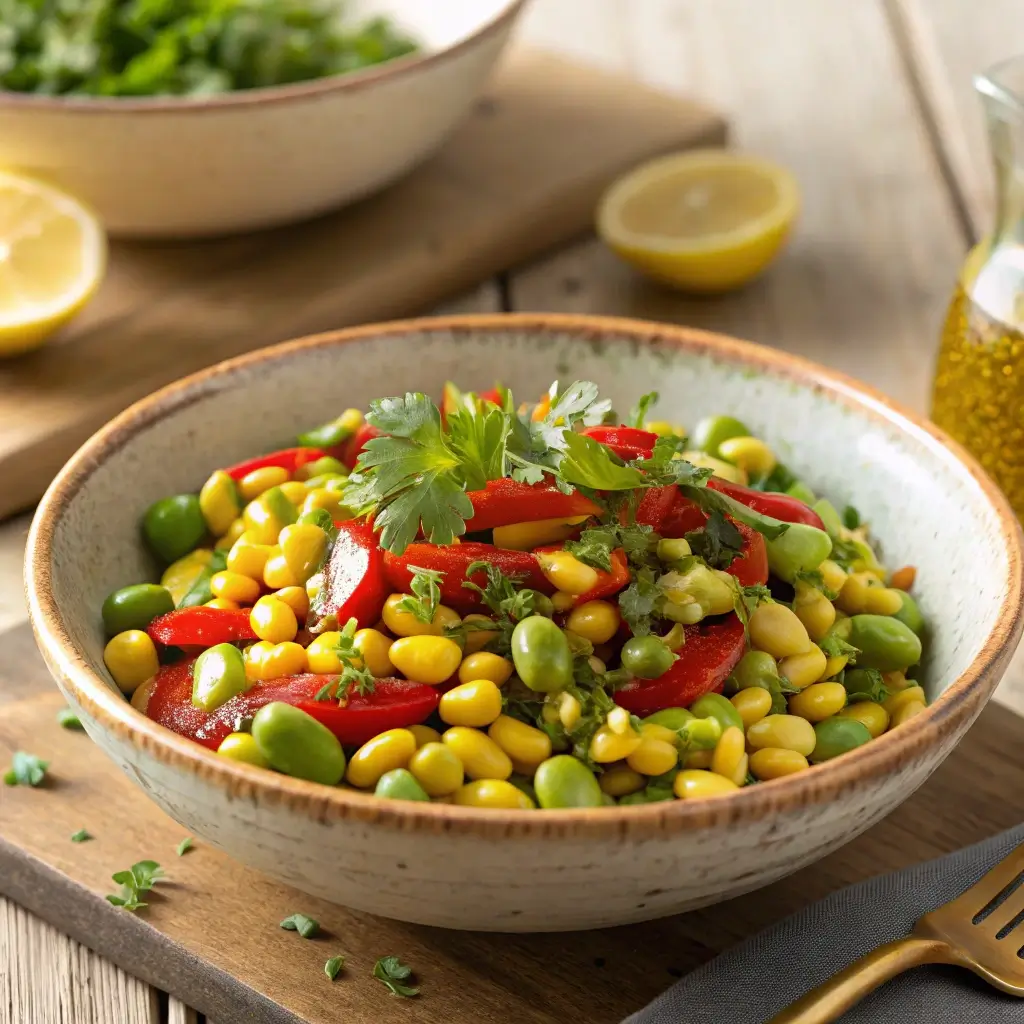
[626,825,1024,1024]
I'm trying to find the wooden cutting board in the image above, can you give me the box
[0,50,726,522]
[3,621,1024,1024]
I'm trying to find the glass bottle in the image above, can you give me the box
[932,57,1024,514]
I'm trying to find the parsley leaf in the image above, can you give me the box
[395,565,443,624]
[176,837,194,857]
[57,707,83,730]
[316,618,376,703]
[628,391,659,428]
[685,509,745,569]
[565,526,619,572]
[558,432,648,491]
[793,569,839,600]
[4,751,49,787]
[618,567,660,636]
[325,955,346,981]
[841,667,890,703]
[280,913,320,939]
[679,484,790,540]
[819,634,859,662]
[373,955,420,997]
[451,561,548,654]
[445,402,510,488]
[71,829,92,843]
[106,860,164,912]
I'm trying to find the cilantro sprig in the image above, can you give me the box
[314,618,376,703]
[373,955,420,997]
[447,561,549,654]
[395,566,443,625]
[106,860,165,912]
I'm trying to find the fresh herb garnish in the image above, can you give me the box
[373,955,420,997]
[4,751,49,787]
[394,565,443,624]
[280,913,320,939]
[793,568,839,600]
[106,860,164,912]
[565,522,653,573]
[71,829,92,843]
[618,567,661,636]
[176,837,194,857]
[325,955,346,981]
[841,667,889,703]
[685,509,745,569]
[819,634,859,662]
[628,391,659,428]
[56,707,83,730]
[314,618,376,703]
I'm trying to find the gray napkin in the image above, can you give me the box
[625,824,1024,1023]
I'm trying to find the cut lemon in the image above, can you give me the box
[0,171,106,356]
[597,150,798,293]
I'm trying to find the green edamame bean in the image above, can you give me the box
[534,755,603,808]
[374,769,429,802]
[177,549,228,609]
[619,786,675,805]
[785,481,817,505]
[730,650,780,690]
[643,708,695,731]
[251,702,346,785]
[691,415,751,458]
[510,616,574,693]
[847,614,922,672]
[893,591,925,636]
[841,668,883,699]
[811,499,843,540]
[142,495,206,564]
[528,592,556,619]
[101,583,174,636]
[302,456,347,479]
[303,472,348,491]
[690,692,744,733]
[508,775,539,805]
[621,635,676,679]
[810,717,872,763]
[766,523,833,583]
[679,716,723,750]
[191,643,249,711]
[263,486,298,526]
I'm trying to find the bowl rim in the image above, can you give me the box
[0,0,525,115]
[25,312,1024,840]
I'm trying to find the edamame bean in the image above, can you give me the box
[510,615,574,693]
[619,787,675,805]
[730,650,780,690]
[251,702,346,785]
[143,495,207,564]
[101,583,174,636]
[191,643,249,711]
[690,692,744,733]
[847,614,922,671]
[765,523,833,582]
[892,591,925,636]
[375,769,430,802]
[691,415,750,457]
[621,636,676,679]
[785,481,817,505]
[643,708,695,731]
[811,499,843,540]
[534,755,603,808]
[809,717,872,763]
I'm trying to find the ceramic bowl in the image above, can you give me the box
[0,1,524,238]
[26,314,1024,932]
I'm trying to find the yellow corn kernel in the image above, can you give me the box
[778,646,828,690]
[823,654,850,680]
[749,747,809,781]
[260,641,307,678]
[793,584,837,641]
[731,687,773,729]
[589,724,642,763]
[305,631,343,673]
[627,735,679,776]
[746,714,817,756]
[488,715,552,770]
[535,550,599,596]
[454,779,534,809]
[353,629,394,677]
[226,538,274,581]
[263,551,300,590]
[710,726,748,786]
[599,763,646,797]
[346,728,417,789]
[891,699,927,727]
[381,593,461,638]
[238,465,290,502]
[673,769,739,799]
[248,595,298,644]
[408,741,464,796]
[205,598,240,611]
[819,559,848,595]
[551,590,576,612]
[210,570,260,605]
[338,408,363,434]
[242,496,291,547]
[748,603,811,658]
[645,420,685,438]
[278,523,328,585]
[492,516,590,551]
[160,548,214,604]
[788,682,847,722]
[458,651,513,687]
[278,481,308,506]
[460,614,499,655]
[274,586,310,620]
[883,685,926,718]
[199,470,242,537]
[640,722,679,745]
[889,565,916,591]
[103,630,160,694]
[607,706,632,736]
[442,727,513,780]
[566,600,620,644]
[882,670,912,692]
[862,587,905,616]
[439,679,504,728]
[681,450,749,485]
[717,436,776,478]
[836,571,881,615]
[214,517,247,550]
[217,732,269,768]
[243,640,275,681]
[302,488,346,519]
[389,635,463,685]
[558,692,581,730]
[684,748,714,769]
[408,724,442,748]
[838,701,890,738]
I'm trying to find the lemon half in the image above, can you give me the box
[0,171,106,356]
[597,150,798,293]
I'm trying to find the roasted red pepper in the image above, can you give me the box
[635,485,678,532]
[225,447,327,481]
[339,423,383,470]
[707,478,824,530]
[317,521,388,629]
[383,542,554,612]
[613,615,746,716]
[581,425,658,461]
[147,607,257,648]
[465,478,601,533]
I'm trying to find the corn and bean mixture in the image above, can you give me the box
[107,382,927,809]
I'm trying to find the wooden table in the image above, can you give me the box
[3,1,1023,1020]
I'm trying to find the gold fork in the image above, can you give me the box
[769,841,1024,1023]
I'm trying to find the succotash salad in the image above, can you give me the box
[106,382,928,810]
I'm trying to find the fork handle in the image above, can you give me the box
[767,936,958,1024]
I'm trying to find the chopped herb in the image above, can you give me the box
[558,432,648,491]
[325,955,346,981]
[106,860,164,912]
[842,667,889,703]
[56,707,83,730]
[314,618,376,703]
[394,565,444,624]
[71,829,92,843]
[829,536,865,572]
[374,955,420,998]
[618,567,660,636]
[627,391,659,428]
[565,525,619,572]
[757,462,798,493]
[842,505,861,530]
[793,568,839,600]
[280,913,320,939]
[679,485,789,540]
[4,751,49,787]
[449,561,550,654]
[685,509,745,569]
[176,837,194,857]
[819,634,859,662]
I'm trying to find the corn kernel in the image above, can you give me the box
[217,732,269,768]
[535,550,599,596]
[274,586,309,620]
[749,747,809,780]
[710,726,748,786]
[749,603,811,658]
[566,600,620,644]
[205,598,240,611]
[347,729,417,789]
[778,646,828,690]
[409,724,442,748]
[730,687,773,728]
[717,436,776,477]
[487,715,552,771]
[458,651,513,687]
[627,735,679,776]
[354,629,395,677]
[589,724,642,763]
[439,679,504,727]
[226,539,273,581]
[389,635,462,685]
[442,727,512,780]
[492,516,590,551]
[408,741,464,796]
[210,570,260,605]
[103,630,160,694]
[260,641,307,678]
[238,465,289,501]
[454,779,534,809]
[838,701,889,738]
[673,769,739,799]
[263,551,300,590]
[199,470,242,537]
[278,481,308,506]
[306,631,343,674]
[599,763,646,797]
[381,593,461,638]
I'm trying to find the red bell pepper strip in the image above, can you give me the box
[338,423,383,470]
[613,615,746,716]
[317,521,388,629]
[635,485,678,532]
[225,447,328,481]
[707,478,824,530]
[465,479,601,533]
[535,545,631,606]
[383,542,554,612]
[581,425,658,461]
[147,607,258,648]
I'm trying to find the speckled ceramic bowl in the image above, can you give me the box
[0,1,524,237]
[26,314,1024,932]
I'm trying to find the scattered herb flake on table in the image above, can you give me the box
[106,860,165,912]
[71,829,93,843]
[56,707,83,730]
[280,913,320,938]
[175,837,194,856]
[373,955,419,997]
[3,751,49,787]
[324,955,345,981]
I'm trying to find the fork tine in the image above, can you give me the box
[959,845,1024,926]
